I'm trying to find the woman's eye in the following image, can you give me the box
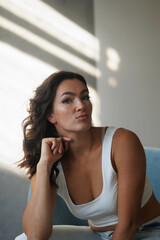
[82,95,90,101]
[62,98,72,104]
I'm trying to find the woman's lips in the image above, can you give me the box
[76,114,88,120]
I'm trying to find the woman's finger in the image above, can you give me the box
[53,147,58,155]
[62,137,72,142]
[50,138,58,151]
[51,139,60,153]
[62,137,71,151]
[58,140,64,154]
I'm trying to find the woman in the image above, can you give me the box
[16,71,160,240]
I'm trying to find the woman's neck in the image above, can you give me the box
[70,130,93,157]
[60,127,95,160]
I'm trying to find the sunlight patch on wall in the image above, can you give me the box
[0,16,101,78]
[105,47,121,88]
[107,77,118,88]
[0,0,100,61]
[106,48,121,71]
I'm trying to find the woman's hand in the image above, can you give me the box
[39,137,71,173]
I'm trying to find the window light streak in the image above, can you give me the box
[0,0,100,61]
[106,48,121,71]
[107,77,118,87]
[0,16,101,78]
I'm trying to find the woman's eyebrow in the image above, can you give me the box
[81,89,89,95]
[60,89,88,97]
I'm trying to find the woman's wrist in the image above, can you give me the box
[111,223,137,240]
[37,160,52,176]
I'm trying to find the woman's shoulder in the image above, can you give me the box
[112,127,140,146]
[91,126,142,151]
[111,127,144,162]
[91,126,135,138]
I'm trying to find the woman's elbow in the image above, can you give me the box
[25,228,53,240]
[23,218,53,240]
[117,220,139,237]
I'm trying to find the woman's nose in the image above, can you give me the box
[76,100,85,111]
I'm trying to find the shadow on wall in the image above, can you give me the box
[0,164,29,240]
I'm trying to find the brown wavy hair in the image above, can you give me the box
[18,71,88,186]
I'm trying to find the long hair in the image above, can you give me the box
[18,71,88,186]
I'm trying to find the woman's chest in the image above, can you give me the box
[62,148,103,205]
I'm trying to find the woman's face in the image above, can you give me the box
[48,78,92,134]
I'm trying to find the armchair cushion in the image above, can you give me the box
[145,147,160,202]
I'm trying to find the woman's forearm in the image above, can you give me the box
[111,223,137,240]
[23,162,56,240]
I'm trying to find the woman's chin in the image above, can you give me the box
[75,123,92,131]
[56,122,92,134]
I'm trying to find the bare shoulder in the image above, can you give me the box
[113,128,143,151]
[112,128,146,171]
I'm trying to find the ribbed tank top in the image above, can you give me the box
[56,127,153,227]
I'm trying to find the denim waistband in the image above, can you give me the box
[97,231,114,240]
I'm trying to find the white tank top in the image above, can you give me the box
[56,127,153,227]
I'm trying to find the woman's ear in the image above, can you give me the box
[47,113,57,124]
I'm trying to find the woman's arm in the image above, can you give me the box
[111,129,146,240]
[22,137,71,240]
[22,163,56,240]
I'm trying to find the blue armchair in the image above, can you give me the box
[27,147,160,226]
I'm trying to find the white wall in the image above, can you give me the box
[94,0,160,148]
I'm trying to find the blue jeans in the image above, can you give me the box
[15,218,160,240]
